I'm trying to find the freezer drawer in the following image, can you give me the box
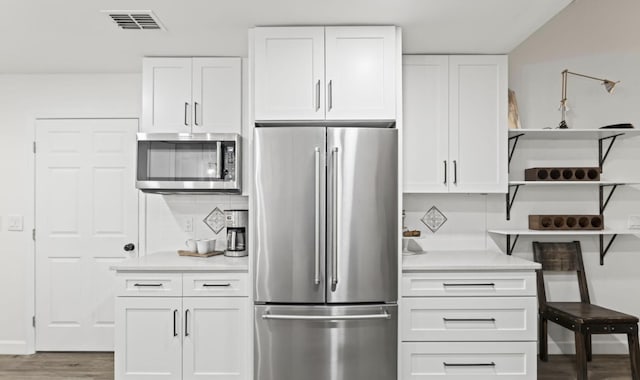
[255,304,397,380]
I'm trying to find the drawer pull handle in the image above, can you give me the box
[443,318,496,322]
[203,283,231,287]
[134,283,163,287]
[443,283,495,287]
[444,362,496,367]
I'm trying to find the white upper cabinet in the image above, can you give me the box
[402,56,449,192]
[142,57,242,134]
[402,55,507,194]
[143,58,193,133]
[449,55,507,193]
[253,26,397,121]
[325,26,396,120]
[254,27,325,121]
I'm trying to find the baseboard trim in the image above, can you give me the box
[0,340,29,355]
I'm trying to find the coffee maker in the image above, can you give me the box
[224,210,248,257]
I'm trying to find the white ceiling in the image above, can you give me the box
[0,0,573,74]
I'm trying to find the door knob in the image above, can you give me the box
[123,243,135,252]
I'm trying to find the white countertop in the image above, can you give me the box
[111,251,249,272]
[402,250,540,271]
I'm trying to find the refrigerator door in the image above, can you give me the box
[327,127,398,303]
[254,127,326,303]
[255,304,397,380]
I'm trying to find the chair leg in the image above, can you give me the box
[574,331,588,380]
[628,329,640,380]
[539,317,548,361]
[586,332,592,362]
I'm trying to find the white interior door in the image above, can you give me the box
[35,118,139,350]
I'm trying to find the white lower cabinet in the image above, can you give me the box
[401,270,537,380]
[115,272,249,380]
[402,341,536,379]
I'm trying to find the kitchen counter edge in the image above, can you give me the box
[111,251,249,272]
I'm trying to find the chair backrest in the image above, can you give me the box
[532,241,590,308]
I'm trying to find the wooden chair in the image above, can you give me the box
[533,241,640,380]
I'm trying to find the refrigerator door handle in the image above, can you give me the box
[331,147,339,290]
[261,311,391,321]
[314,147,321,285]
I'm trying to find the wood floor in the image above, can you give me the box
[0,353,635,379]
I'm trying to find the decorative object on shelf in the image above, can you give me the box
[421,206,447,233]
[529,214,604,230]
[403,230,421,237]
[508,89,521,129]
[203,207,226,234]
[600,123,634,129]
[559,69,619,129]
[524,167,600,181]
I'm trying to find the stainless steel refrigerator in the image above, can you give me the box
[254,126,398,380]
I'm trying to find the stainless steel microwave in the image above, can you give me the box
[136,133,241,194]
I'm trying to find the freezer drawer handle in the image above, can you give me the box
[443,362,496,367]
[443,283,495,287]
[133,283,163,287]
[261,311,391,321]
[202,283,231,287]
[443,318,496,322]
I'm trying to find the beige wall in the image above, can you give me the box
[507,0,640,354]
[0,74,141,353]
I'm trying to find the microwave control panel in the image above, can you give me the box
[224,143,236,181]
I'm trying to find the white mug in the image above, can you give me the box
[185,239,197,252]
[196,240,210,254]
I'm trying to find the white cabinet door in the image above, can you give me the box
[182,297,249,380]
[142,58,192,132]
[254,27,325,121]
[449,55,507,193]
[115,297,182,379]
[192,58,242,134]
[402,56,449,192]
[325,26,396,120]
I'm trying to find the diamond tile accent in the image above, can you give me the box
[421,206,447,233]
[203,207,226,234]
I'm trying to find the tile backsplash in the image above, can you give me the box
[144,194,248,254]
[403,193,488,251]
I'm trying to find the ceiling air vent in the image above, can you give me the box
[103,10,165,31]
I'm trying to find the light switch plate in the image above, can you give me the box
[7,215,24,231]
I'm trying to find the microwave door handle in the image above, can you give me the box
[314,147,321,285]
[215,141,222,179]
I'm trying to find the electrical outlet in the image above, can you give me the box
[183,216,194,233]
[7,215,24,231]
[629,215,640,229]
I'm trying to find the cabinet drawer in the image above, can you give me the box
[402,341,536,379]
[402,271,536,297]
[115,272,182,297]
[401,297,536,341]
[183,272,248,297]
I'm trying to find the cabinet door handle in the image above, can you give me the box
[173,309,178,337]
[443,318,496,322]
[194,102,199,126]
[315,80,321,112]
[443,362,495,367]
[134,283,163,287]
[202,283,231,287]
[443,282,495,287]
[185,309,190,337]
[328,80,333,111]
[443,161,447,185]
[453,160,458,185]
[184,102,189,127]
